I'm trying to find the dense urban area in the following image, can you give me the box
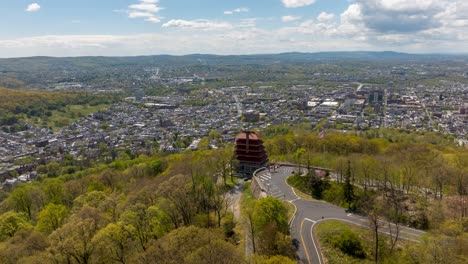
[0,53,467,264]
[1,54,467,184]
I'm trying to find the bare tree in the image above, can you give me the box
[369,207,381,263]
[212,184,232,228]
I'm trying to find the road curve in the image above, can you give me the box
[256,166,425,264]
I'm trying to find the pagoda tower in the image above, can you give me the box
[235,131,269,178]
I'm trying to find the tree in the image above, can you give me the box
[120,203,171,251]
[36,203,68,234]
[140,226,228,264]
[253,197,289,234]
[209,147,233,186]
[293,148,306,174]
[46,160,61,177]
[252,197,293,257]
[48,218,97,264]
[8,184,45,220]
[92,222,135,264]
[363,197,382,264]
[244,200,258,254]
[0,230,48,264]
[41,178,65,204]
[148,159,165,176]
[212,184,231,228]
[0,211,31,240]
[309,169,328,199]
[357,155,378,194]
[185,238,242,264]
[343,160,354,210]
[48,207,106,264]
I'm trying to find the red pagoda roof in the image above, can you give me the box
[235,131,262,141]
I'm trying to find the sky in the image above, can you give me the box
[0,0,467,57]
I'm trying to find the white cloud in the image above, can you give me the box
[317,12,335,22]
[3,0,468,57]
[282,15,302,22]
[348,0,445,33]
[224,7,249,15]
[145,17,161,23]
[281,0,316,8]
[327,0,468,48]
[127,0,162,23]
[26,3,41,12]
[162,19,233,31]
[128,12,154,19]
[128,3,162,13]
[239,18,257,28]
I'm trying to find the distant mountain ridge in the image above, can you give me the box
[0,51,465,70]
[1,51,466,90]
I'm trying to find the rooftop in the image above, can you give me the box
[235,131,262,141]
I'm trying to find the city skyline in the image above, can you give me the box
[0,0,467,57]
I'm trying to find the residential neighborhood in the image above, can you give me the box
[1,80,467,187]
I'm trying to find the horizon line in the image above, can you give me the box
[1,50,468,59]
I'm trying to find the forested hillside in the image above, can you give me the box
[0,128,466,263]
[0,87,120,129]
[0,146,296,263]
[264,126,468,263]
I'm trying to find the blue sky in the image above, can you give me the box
[0,0,467,57]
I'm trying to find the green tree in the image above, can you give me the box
[92,222,135,264]
[253,197,289,234]
[120,203,171,251]
[36,203,68,233]
[8,184,45,219]
[48,207,106,264]
[46,160,61,177]
[309,170,329,199]
[0,211,31,240]
[41,178,65,204]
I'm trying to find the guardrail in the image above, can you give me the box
[275,162,333,172]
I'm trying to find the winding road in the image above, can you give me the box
[256,166,425,264]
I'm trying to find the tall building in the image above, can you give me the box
[235,131,269,178]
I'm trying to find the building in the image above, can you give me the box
[235,131,269,178]
[242,110,260,122]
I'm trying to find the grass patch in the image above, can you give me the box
[286,174,316,201]
[287,174,311,193]
[316,220,413,264]
[283,200,296,223]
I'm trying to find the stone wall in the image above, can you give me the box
[250,167,267,199]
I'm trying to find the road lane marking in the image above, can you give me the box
[314,218,422,243]
[289,198,301,203]
[310,222,323,264]
[300,219,312,264]
[305,218,316,223]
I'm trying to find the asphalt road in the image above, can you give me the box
[256,167,425,264]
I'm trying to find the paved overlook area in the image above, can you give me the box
[255,166,425,264]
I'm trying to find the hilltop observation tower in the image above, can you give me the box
[235,131,269,179]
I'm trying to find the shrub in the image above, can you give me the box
[326,228,366,259]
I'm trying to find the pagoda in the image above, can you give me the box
[235,131,269,178]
